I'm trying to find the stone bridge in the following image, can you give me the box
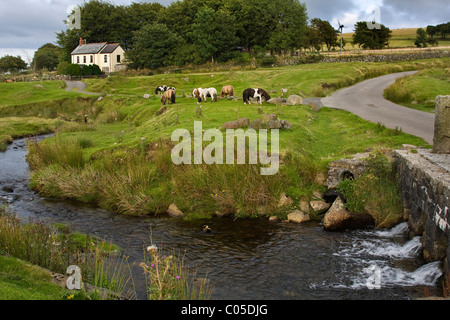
[395,95,450,294]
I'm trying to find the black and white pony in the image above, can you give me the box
[155,86,176,95]
[243,88,271,105]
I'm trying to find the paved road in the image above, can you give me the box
[321,71,435,144]
[65,80,100,95]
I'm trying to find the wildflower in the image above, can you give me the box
[67,294,74,300]
[176,276,180,280]
[147,244,158,253]
[151,264,155,268]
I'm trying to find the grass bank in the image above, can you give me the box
[26,94,429,224]
[384,66,450,112]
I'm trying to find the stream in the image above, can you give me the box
[0,135,443,300]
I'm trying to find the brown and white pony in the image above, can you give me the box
[243,88,271,105]
[161,89,176,105]
[221,85,234,98]
[193,87,218,103]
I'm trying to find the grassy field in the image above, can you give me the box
[384,67,450,112]
[4,58,448,226]
[83,59,447,98]
[22,59,445,225]
[0,255,68,300]
[343,28,450,49]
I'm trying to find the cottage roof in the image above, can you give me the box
[71,43,107,55]
[101,43,120,54]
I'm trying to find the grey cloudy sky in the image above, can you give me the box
[0,0,449,60]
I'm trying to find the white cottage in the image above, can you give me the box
[71,38,126,73]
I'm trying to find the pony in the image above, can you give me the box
[192,88,202,100]
[193,88,218,103]
[155,85,167,95]
[161,89,176,105]
[243,88,271,105]
[221,85,234,98]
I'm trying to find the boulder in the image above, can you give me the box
[267,97,287,105]
[261,114,278,124]
[288,210,311,224]
[222,118,250,129]
[250,119,264,130]
[278,193,294,207]
[267,119,282,129]
[322,197,375,231]
[309,200,331,214]
[269,216,280,223]
[280,120,292,129]
[167,203,184,218]
[287,95,303,106]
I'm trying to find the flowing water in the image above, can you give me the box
[0,136,443,300]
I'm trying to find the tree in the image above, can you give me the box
[414,28,428,48]
[32,43,61,71]
[126,23,180,69]
[0,55,27,73]
[310,18,339,52]
[266,0,308,55]
[191,7,239,63]
[352,22,392,50]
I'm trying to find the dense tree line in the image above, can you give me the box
[56,0,341,69]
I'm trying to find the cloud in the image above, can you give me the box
[0,0,449,52]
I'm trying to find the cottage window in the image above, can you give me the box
[104,55,108,63]
[83,56,86,63]
[77,56,80,63]
[117,55,121,63]
[90,55,94,63]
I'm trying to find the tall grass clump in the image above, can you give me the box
[337,151,404,229]
[140,242,213,300]
[27,135,85,170]
[0,208,134,299]
[384,77,413,104]
[173,162,285,219]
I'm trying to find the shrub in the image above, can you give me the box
[337,152,403,228]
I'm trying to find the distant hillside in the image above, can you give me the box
[343,28,450,49]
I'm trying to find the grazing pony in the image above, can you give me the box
[221,85,234,98]
[243,88,271,105]
[193,87,218,103]
[155,85,167,95]
[161,89,176,105]
[192,88,202,100]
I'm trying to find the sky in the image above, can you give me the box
[0,0,449,62]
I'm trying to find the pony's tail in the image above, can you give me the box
[213,93,218,102]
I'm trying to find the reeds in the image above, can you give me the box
[0,208,134,299]
[140,242,213,300]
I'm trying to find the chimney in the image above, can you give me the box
[79,37,86,46]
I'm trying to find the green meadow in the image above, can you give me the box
[384,66,450,112]
[16,59,447,224]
